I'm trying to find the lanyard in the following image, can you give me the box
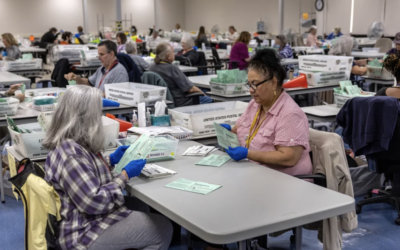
[98,61,118,89]
[245,107,268,149]
[97,153,111,172]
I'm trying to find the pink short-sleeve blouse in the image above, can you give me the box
[235,91,312,176]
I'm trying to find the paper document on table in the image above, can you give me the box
[213,122,240,149]
[140,164,176,179]
[182,145,217,156]
[195,154,231,167]
[165,178,222,195]
[115,134,156,173]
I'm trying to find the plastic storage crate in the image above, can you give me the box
[0,98,19,116]
[209,82,247,95]
[366,66,394,80]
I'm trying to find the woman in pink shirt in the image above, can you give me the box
[229,31,251,70]
[220,49,312,176]
[306,25,323,47]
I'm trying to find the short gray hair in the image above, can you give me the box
[328,35,354,56]
[154,42,172,64]
[181,35,194,48]
[125,40,137,54]
[309,25,317,33]
[42,85,104,153]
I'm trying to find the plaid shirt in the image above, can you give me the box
[45,139,131,250]
[279,44,294,70]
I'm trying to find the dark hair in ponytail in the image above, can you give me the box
[248,49,286,87]
[383,51,400,82]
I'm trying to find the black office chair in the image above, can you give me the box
[195,51,223,75]
[356,115,400,225]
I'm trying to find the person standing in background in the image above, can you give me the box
[196,26,210,48]
[41,27,59,44]
[131,26,138,36]
[306,26,323,47]
[229,31,251,70]
[116,32,127,53]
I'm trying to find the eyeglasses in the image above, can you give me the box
[245,77,273,91]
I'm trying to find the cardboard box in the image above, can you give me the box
[105,82,167,106]
[169,101,248,136]
[298,55,353,72]
[0,98,19,116]
[299,70,350,86]
[1,59,42,71]
[8,116,120,158]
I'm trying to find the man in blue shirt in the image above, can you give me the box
[326,27,343,40]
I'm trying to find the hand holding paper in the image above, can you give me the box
[123,159,147,178]
[226,146,248,161]
[214,122,239,149]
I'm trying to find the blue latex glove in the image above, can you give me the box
[226,146,248,161]
[109,145,129,165]
[123,159,147,178]
[103,98,120,107]
[219,124,231,131]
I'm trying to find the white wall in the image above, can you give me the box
[0,0,83,37]
[384,0,400,36]
[184,0,280,34]
[325,0,352,35]
[352,0,385,35]
[155,0,185,31]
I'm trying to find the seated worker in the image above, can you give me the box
[328,35,368,77]
[173,23,182,33]
[376,51,400,96]
[60,31,72,45]
[64,40,128,97]
[40,27,59,44]
[146,30,162,52]
[196,26,210,48]
[0,33,21,60]
[125,40,150,74]
[0,83,25,102]
[274,34,293,71]
[220,49,312,176]
[77,26,84,36]
[306,26,323,47]
[229,31,251,70]
[326,26,343,40]
[387,32,400,55]
[227,26,239,41]
[42,85,172,250]
[116,32,127,53]
[175,36,199,66]
[149,42,206,107]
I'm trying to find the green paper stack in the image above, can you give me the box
[22,53,33,60]
[368,58,383,67]
[210,69,247,84]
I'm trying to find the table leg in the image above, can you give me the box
[238,240,246,250]
[295,226,302,250]
[375,83,377,93]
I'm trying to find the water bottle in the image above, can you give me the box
[293,67,299,78]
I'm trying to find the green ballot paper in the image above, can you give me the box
[339,81,352,90]
[165,178,222,195]
[214,122,240,149]
[195,154,231,167]
[68,80,77,85]
[114,134,156,173]
[20,84,26,95]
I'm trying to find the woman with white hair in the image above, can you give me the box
[326,26,343,40]
[42,86,172,250]
[175,35,199,66]
[306,26,323,47]
[125,40,150,73]
[328,35,367,77]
